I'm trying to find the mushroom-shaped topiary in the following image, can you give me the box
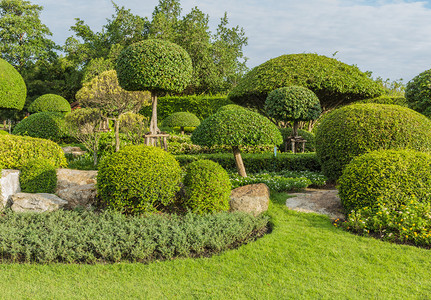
[28,93,71,113]
[162,112,200,134]
[405,69,431,117]
[116,39,193,135]
[0,58,26,110]
[12,112,66,143]
[191,108,282,177]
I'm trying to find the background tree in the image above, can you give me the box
[405,69,431,118]
[191,108,282,177]
[76,70,150,151]
[115,39,192,136]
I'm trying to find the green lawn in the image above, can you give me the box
[1,193,430,299]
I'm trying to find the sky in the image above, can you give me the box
[34,0,431,83]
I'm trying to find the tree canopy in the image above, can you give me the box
[0,57,26,110]
[405,69,431,118]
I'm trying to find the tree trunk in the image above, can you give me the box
[232,146,247,177]
[149,91,159,135]
[292,121,299,137]
[180,126,184,135]
[93,150,98,166]
[114,117,120,152]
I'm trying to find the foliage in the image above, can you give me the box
[217,104,246,113]
[0,134,67,169]
[183,159,231,214]
[338,149,431,212]
[358,95,407,106]
[20,158,57,193]
[228,53,384,112]
[12,111,67,142]
[162,112,200,131]
[279,128,315,152]
[118,111,148,145]
[97,145,182,213]
[405,69,431,117]
[0,129,7,134]
[28,93,71,113]
[314,103,431,181]
[65,153,96,171]
[0,209,268,263]
[0,57,26,110]
[230,173,311,192]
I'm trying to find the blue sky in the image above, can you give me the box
[34,0,431,83]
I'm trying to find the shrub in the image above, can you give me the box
[230,173,311,192]
[162,112,200,133]
[314,103,431,181]
[0,130,8,135]
[338,149,431,212]
[28,94,71,113]
[358,95,407,107]
[183,160,231,214]
[217,104,246,113]
[0,58,26,110]
[279,128,315,152]
[20,158,57,193]
[12,112,67,143]
[405,69,431,117]
[0,134,67,169]
[97,145,182,213]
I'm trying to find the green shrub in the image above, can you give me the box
[358,95,407,107]
[338,149,431,212]
[230,173,311,192]
[0,58,26,110]
[183,160,231,214]
[12,112,67,143]
[405,69,431,117]
[217,104,246,113]
[20,158,57,193]
[0,134,67,169]
[162,112,200,133]
[28,94,71,113]
[315,103,431,181]
[0,130,8,135]
[279,128,315,152]
[97,145,182,213]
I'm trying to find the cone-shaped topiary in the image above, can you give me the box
[0,58,26,110]
[28,94,71,113]
[405,69,431,117]
[191,108,282,177]
[183,159,231,214]
[315,103,431,181]
[12,112,66,143]
[162,112,200,134]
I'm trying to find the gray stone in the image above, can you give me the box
[56,169,97,191]
[10,193,68,212]
[229,183,270,216]
[56,183,97,209]
[0,169,20,209]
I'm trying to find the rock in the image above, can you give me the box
[10,193,68,212]
[0,169,20,209]
[56,184,97,209]
[229,183,270,216]
[56,169,97,190]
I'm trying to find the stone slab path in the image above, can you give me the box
[286,188,345,220]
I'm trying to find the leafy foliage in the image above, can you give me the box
[183,159,231,214]
[162,112,200,130]
[230,173,311,192]
[20,158,57,193]
[0,58,26,110]
[405,69,431,117]
[228,53,384,112]
[314,103,431,181]
[12,111,67,142]
[28,93,71,113]
[358,95,407,107]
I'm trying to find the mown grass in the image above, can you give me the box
[0,192,430,299]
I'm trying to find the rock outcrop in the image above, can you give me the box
[56,169,98,209]
[10,193,68,212]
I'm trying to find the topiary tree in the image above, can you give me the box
[12,112,66,143]
[191,108,282,177]
[315,103,431,181]
[228,53,384,113]
[338,149,431,212]
[116,39,193,136]
[183,159,231,214]
[405,69,431,117]
[28,93,71,113]
[0,58,26,110]
[162,112,200,134]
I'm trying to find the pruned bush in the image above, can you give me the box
[28,94,71,113]
[315,103,431,181]
[0,58,26,110]
[97,145,182,213]
[12,112,67,143]
[217,104,246,113]
[0,130,8,135]
[359,95,407,107]
[405,69,431,117]
[162,112,200,133]
[20,158,57,193]
[183,160,231,214]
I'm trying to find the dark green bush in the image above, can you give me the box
[338,149,431,212]
[162,112,200,132]
[20,158,57,193]
[279,128,315,152]
[0,134,67,169]
[12,112,67,143]
[183,160,231,214]
[405,69,431,117]
[97,145,182,213]
[359,95,407,106]
[28,94,71,113]
[0,210,269,263]
[315,103,431,181]
[0,58,26,110]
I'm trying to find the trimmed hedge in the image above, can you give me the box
[28,94,71,113]
[315,103,431,181]
[338,149,431,212]
[0,58,26,110]
[20,158,57,193]
[12,112,67,143]
[0,134,67,169]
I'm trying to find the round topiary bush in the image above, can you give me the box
[315,103,431,181]
[0,58,26,110]
[183,159,231,214]
[12,112,66,142]
[161,112,200,133]
[216,104,246,113]
[20,158,57,193]
[97,145,182,213]
[279,128,315,152]
[28,94,71,114]
[338,149,431,212]
[405,69,431,117]
[359,95,407,107]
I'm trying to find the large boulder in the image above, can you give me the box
[0,169,20,209]
[10,193,67,212]
[56,169,97,190]
[56,169,98,209]
[229,183,270,216]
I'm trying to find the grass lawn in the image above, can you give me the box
[1,193,430,299]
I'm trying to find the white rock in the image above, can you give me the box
[0,169,20,209]
[10,193,68,213]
